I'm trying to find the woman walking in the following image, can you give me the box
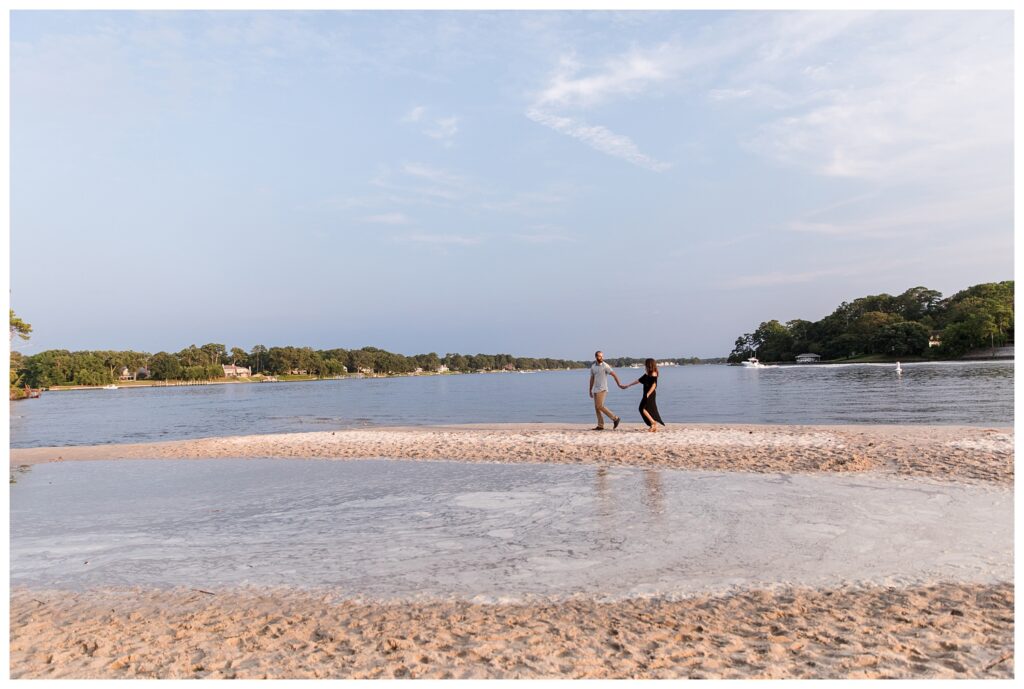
[619,358,665,432]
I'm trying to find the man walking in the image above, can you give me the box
[588,350,622,430]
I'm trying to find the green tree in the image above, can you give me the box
[413,352,441,371]
[752,320,796,361]
[874,321,930,356]
[936,281,1014,353]
[267,346,301,374]
[177,345,204,367]
[250,345,268,374]
[182,365,207,381]
[347,348,377,373]
[148,352,183,380]
[9,310,32,341]
[9,311,31,399]
[849,312,903,354]
[897,286,942,322]
[230,347,249,367]
[727,334,757,363]
[443,353,468,371]
[200,343,227,366]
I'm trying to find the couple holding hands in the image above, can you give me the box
[587,350,666,432]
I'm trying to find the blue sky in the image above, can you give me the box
[9,10,1014,359]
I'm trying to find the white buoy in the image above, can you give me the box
[895,362,903,375]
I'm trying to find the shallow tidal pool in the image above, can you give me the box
[9,458,1013,601]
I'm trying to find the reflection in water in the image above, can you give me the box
[642,470,664,517]
[594,466,665,520]
[595,466,612,520]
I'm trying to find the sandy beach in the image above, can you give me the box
[9,422,1014,483]
[9,423,1015,679]
[10,582,1013,679]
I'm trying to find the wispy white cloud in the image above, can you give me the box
[402,105,426,122]
[722,256,924,290]
[526,107,671,172]
[424,115,459,145]
[535,47,677,110]
[787,187,1012,238]
[367,162,471,205]
[525,41,698,172]
[358,163,569,223]
[400,105,459,145]
[738,13,1011,189]
[707,88,752,101]
[726,267,846,289]
[400,162,466,188]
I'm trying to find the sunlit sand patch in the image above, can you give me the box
[9,582,1014,679]
[10,423,1014,484]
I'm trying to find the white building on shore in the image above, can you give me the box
[222,364,251,377]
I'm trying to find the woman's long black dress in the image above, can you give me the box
[638,373,665,427]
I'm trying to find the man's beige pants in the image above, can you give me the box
[593,390,617,428]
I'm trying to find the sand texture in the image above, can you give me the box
[11,423,1014,484]
[10,582,1013,679]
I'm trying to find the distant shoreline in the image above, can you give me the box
[739,355,1014,366]
[33,356,1013,391]
[40,368,573,392]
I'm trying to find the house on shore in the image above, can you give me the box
[222,363,252,377]
[118,367,135,381]
[795,353,821,364]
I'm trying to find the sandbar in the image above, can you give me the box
[10,423,1014,484]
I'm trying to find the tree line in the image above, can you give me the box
[9,310,33,398]
[13,338,726,389]
[728,281,1014,363]
[14,344,597,388]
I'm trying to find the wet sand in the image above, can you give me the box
[9,423,1014,678]
[9,423,1014,483]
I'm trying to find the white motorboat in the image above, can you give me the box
[740,357,764,368]
[102,384,119,390]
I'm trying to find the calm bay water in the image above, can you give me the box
[8,361,1013,448]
